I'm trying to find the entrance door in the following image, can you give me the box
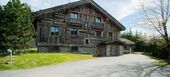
[106,45,111,56]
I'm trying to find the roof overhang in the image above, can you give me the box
[33,0,126,31]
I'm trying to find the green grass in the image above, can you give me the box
[132,52,144,54]
[152,60,170,67]
[0,53,93,70]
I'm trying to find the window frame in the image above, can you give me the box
[50,26,59,35]
[71,46,79,52]
[108,32,113,40]
[70,28,78,35]
[84,38,90,45]
[95,17,102,23]
[70,12,78,19]
[84,22,88,28]
[96,31,102,38]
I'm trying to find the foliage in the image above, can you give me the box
[25,48,37,53]
[139,0,170,61]
[0,53,93,70]
[152,60,170,67]
[121,30,147,52]
[0,0,34,53]
[121,30,168,59]
[145,37,168,59]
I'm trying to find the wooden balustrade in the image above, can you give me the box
[67,18,83,25]
[91,22,104,29]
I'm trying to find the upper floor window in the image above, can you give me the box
[70,12,78,19]
[96,31,102,38]
[51,26,59,35]
[70,28,78,35]
[85,22,88,28]
[108,32,113,40]
[95,17,101,23]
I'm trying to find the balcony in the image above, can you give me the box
[37,37,60,46]
[91,22,104,29]
[67,18,83,25]
[90,37,107,45]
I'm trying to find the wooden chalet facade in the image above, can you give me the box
[33,0,126,56]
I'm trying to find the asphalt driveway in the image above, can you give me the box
[0,54,170,77]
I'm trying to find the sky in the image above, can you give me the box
[0,0,169,37]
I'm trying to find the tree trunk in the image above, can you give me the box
[167,44,170,63]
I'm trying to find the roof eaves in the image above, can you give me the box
[89,0,126,31]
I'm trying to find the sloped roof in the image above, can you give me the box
[120,38,135,45]
[33,0,126,31]
[105,38,135,45]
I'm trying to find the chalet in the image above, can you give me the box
[33,0,127,56]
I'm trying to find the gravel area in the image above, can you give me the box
[0,54,170,77]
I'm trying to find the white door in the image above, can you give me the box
[106,45,110,56]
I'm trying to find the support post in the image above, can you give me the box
[7,49,14,64]
[129,47,132,54]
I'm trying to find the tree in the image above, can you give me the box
[139,0,170,61]
[121,30,147,52]
[0,0,34,53]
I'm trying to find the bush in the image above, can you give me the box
[25,48,37,53]
[0,50,9,56]
[144,38,168,59]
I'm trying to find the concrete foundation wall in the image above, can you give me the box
[79,47,95,54]
[38,47,48,53]
[38,45,125,56]
[38,46,95,55]
[59,46,70,53]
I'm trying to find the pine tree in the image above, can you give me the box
[0,0,34,52]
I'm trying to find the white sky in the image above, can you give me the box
[0,0,141,20]
[0,0,169,36]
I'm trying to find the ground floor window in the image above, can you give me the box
[96,31,102,38]
[85,39,90,45]
[70,28,78,35]
[51,26,59,35]
[71,46,78,52]
[123,46,129,50]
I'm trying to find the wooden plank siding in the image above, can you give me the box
[33,0,126,55]
[36,5,120,47]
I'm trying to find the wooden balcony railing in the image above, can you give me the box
[67,18,83,25]
[91,22,104,29]
[90,37,107,45]
[37,37,60,46]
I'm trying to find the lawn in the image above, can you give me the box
[152,60,170,67]
[0,53,93,70]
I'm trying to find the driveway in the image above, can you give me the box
[0,54,170,77]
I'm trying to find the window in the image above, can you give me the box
[95,17,101,23]
[85,39,90,44]
[123,46,129,50]
[108,32,113,40]
[70,12,78,19]
[85,22,88,28]
[96,31,102,38]
[71,46,78,52]
[51,26,59,35]
[70,28,78,35]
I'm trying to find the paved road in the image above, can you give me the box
[0,54,170,77]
